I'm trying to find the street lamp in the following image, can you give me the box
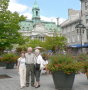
[75,20,86,53]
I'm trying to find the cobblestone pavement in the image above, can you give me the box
[0,67,88,90]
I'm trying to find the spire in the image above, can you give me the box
[32,0,39,9]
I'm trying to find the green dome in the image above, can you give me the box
[32,0,39,9]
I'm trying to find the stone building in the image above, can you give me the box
[19,0,60,41]
[61,9,85,54]
[61,3,88,54]
[81,0,88,44]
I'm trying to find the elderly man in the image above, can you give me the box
[25,47,35,87]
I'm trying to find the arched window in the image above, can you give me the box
[36,11,38,16]
[23,27,24,31]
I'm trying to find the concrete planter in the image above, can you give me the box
[6,62,15,69]
[86,72,88,79]
[52,71,75,90]
[0,62,5,67]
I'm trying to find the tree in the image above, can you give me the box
[0,0,26,53]
[16,39,43,54]
[20,39,43,48]
[28,39,43,48]
[42,36,67,53]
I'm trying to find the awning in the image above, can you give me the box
[69,44,88,48]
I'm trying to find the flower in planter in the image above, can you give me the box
[47,54,84,74]
[76,54,88,73]
[0,57,3,62]
[2,53,19,63]
[76,54,88,62]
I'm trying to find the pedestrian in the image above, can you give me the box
[42,54,48,74]
[17,51,26,89]
[25,47,35,87]
[34,49,44,88]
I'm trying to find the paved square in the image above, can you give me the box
[0,67,88,90]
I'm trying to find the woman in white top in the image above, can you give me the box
[17,51,26,89]
[34,49,44,88]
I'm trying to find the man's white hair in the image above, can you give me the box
[27,47,32,50]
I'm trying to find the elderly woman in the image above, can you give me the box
[34,49,44,88]
[17,51,26,89]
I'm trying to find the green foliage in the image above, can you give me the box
[18,39,43,49]
[76,54,88,62]
[41,53,49,60]
[76,54,88,73]
[47,54,84,74]
[16,46,27,55]
[50,54,74,64]
[0,0,26,51]
[27,39,43,48]
[0,0,9,11]
[42,36,67,52]
[2,53,19,63]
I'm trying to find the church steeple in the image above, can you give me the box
[32,0,40,23]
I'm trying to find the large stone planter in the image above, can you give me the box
[6,62,15,69]
[0,62,5,67]
[85,69,88,79]
[52,71,75,90]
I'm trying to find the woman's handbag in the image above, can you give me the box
[35,63,40,70]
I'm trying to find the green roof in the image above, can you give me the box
[32,0,39,9]
[19,0,61,32]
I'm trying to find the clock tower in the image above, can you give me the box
[32,0,40,24]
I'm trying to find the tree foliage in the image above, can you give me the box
[0,0,26,51]
[42,36,67,52]
[16,35,67,53]
[16,39,43,54]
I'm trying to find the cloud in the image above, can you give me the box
[10,0,17,3]
[23,13,32,19]
[40,16,66,24]
[21,13,66,24]
[22,13,66,24]
[8,0,31,13]
[8,0,66,24]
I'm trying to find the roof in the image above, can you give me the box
[32,0,39,9]
[61,16,80,27]
[69,44,88,48]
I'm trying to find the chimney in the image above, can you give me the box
[56,17,59,25]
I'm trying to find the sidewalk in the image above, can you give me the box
[0,67,88,90]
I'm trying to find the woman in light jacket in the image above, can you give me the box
[17,51,26,89]
[34,49,44,88]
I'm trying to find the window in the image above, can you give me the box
[67,38,70,43]
[77,35,80,41]
[85,1,88,10]
[85,15,88,23]
[27,27,29,30]
[23,27,24,31]
[86,29,88,40]
[36,11,38,16]
[72,35,75,42]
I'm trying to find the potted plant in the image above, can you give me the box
[84,62,88,79]
[3,53,18,69]
[0,57,5,67]
[76,54,88,79]
[47,54,84,90]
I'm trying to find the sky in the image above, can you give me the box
[8,0,81,24]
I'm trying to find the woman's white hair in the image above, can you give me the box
[34,49,40,54]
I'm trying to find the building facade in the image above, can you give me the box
[61,9,87,54]
[81,0,88,43]
[19,0,60,41]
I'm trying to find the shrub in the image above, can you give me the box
[47,54,84,74]
[2,53,19,63]
[76,54,88,73]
